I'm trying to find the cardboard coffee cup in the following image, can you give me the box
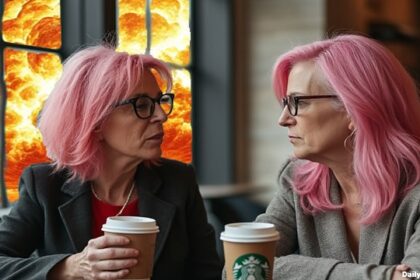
[102,216,159,280]
[221,222,280,280]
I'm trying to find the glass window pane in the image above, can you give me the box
[2,0,62,49]
[162,69,191,163]
[150,0,190,66]
[117,0,147,54]
[4,48,62,202]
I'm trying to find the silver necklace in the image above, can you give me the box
[91,182,136,216]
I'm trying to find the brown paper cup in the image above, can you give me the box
[221,223,279,280]
[102,216,159,280]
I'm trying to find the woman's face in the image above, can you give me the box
[278,60,351,163]
[247,264,256,275]
[99,70,167,163]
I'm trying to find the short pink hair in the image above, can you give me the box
[38,45,172,181]
[273,34,420,224]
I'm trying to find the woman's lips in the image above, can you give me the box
[288,135,301,143]
[147,132,164,141]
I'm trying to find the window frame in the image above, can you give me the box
[191,0,234,184]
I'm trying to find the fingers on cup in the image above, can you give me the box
[101,247,139,260]
[88,235,130,250]
[95,269,131,280]
[94,258,138,271]
[86,247,138,264]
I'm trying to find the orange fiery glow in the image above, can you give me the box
[4,49,62,201]
[117,0,147,54]
[162,70,192,162]
[3,0,191,202]
[117,0,190,66]
[151,0,190,65]
[2,0,61,49]
[2,0,62,202]
[118,0,192,163]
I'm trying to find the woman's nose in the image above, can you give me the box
[278,107,294,127]
[151,104,168,123]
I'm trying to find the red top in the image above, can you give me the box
[91,195,139,238]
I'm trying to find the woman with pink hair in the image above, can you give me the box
[0,45,221,279]
[256,35,420,279]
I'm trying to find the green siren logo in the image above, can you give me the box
[232,253,270,280]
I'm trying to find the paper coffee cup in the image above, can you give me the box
[221,222,279,280]
[102,216,159,280]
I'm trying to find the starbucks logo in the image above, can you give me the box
[232,253,270,280]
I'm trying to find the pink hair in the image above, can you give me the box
[273,34,420,224]
[38,45,172,182]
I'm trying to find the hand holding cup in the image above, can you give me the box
[102,216,159,280]
[51,234,139,280]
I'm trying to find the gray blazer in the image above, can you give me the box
[256,159,420,280]
[0,159,222,280]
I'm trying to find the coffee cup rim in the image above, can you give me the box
[220,222,279,243]
[102,216,159,234]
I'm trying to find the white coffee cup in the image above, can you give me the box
[102,216,159,280]
[221,223,279,280]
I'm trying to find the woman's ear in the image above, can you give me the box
[348,121,355,131]
[345,113,355,131]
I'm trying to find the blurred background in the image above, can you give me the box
[1,0,419,256]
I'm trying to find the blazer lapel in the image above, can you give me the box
[313,175,353,262]
[58,179,92,252]
[57,164,177,258]
[135,164,176,263]
[359,205,396,264]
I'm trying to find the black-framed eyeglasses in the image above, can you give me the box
[115,93,175,119]
[282,95,338,116]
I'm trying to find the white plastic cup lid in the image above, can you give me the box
[220,222,279,243]
[102,216,159,234]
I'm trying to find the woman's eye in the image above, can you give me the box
[135,101,149,110]
[136,104,148,109]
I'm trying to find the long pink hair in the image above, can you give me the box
[273,35,420,224]
[38,45,172,182]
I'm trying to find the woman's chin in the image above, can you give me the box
[292,149,306,159]
[292,149,313,161]
[150,149,163,160]
[138,148,162,161]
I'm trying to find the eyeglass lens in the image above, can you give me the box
[135,95,173,118]
[282,96,297,116]
[158,94,173,115]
